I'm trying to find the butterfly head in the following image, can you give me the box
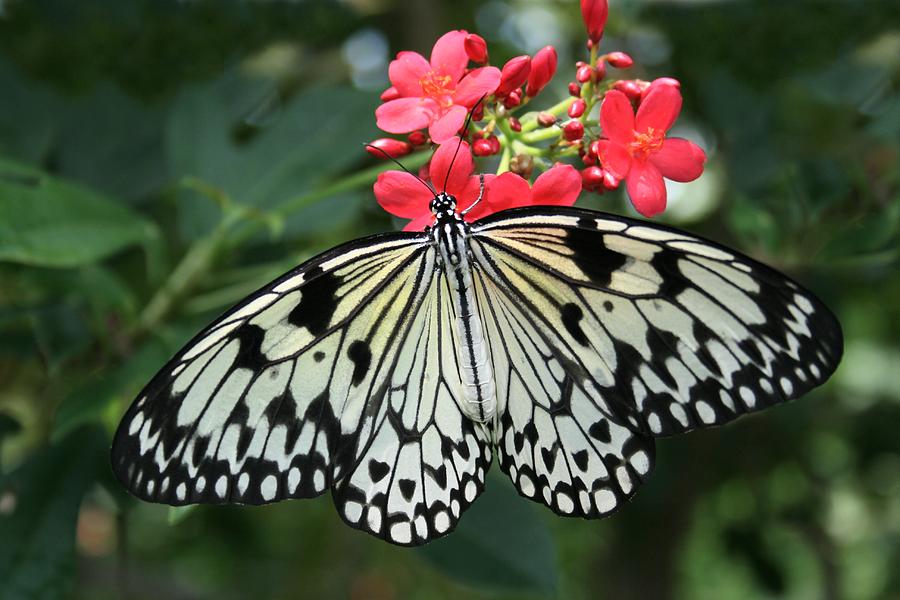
[430,192,458,218]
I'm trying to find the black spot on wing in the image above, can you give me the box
[588,420,611,443]
[313,351,326,362]
[398,478,416,501]
[572,449,589,471]
[369,459,390,483]
[288,265,339,336]
[347,341,372,386]
[233,324,266,370]
[565,228,627,286]
[561,303,590,346]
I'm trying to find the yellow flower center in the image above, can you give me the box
[419,71,455,109]
[629,127,665,160]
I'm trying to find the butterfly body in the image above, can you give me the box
[430,192,496,423]
[112,203,842,546]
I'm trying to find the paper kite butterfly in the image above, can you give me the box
[111,180,842,546]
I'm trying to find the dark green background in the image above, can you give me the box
[1,1,898,598]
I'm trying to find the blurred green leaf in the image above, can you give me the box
[418,475,558,595]
[0,159,159,268]
[0,426,105,600]
[165,76,378,240]
[52,339,171,442]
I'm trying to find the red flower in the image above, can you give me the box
[496,55,531,97]
[376,31,501,144]
[595,81,706,217]
[375,140,485,231]
[470,166,582,221]
[375,142,582,229]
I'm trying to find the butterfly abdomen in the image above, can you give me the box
[434,218,496,423]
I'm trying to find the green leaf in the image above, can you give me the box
[0,427,105,600]
[52,338,171,442]
[418,475,558,595]
[165,75,378,239]
[0,159,158,268]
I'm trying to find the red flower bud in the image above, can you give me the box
[580,0,609,43]
[380,86,400,102]
[589,140,602,157]
[407,131,427,146]
[595,60,607,81]
[606,52,634,69]
[581,151,597,166]
[472,102,485,122]
[563,120,584,141]
[581,166,604,191]
[503,89,522,108]
[537,112,557,127]
[602,169,620,190]
[464,34,489,64]
[472,138,495,157]
[568,98,587,118]
[497,55,531,96]
[488,134,501,154]
[367,138,412,159]
[526,46,557,97]
[568,82,582,97]
[576,65,594,84]
[509,117,522,132]
[613,79,644,100]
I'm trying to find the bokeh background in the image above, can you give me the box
[1,1,899,599]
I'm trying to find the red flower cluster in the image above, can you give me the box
[369,0,708,228]
[375,140,581,230]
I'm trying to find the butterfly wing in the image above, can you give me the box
[470,206,842,517]
[111,232,490,545]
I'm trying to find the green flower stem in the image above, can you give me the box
[520,96,577,134]
[134,150,432,336]
[521,125,564,144]
[498,144,512,174]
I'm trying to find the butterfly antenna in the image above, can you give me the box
[365,144,436,196]
[442,95,487,192]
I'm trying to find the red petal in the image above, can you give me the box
[594,139,632,180]
[388,51,430,97]
[403,213,435,232]
[430,30,468,82]
[650,138,706,182]
[635,82,682,134]
[600,90,635,145]
[625,161,667,217]
[430,139,474,194]
[376,98,437,134]
[428,105,468,143]
[485,172,532,213]
[532,165,582,206]
[374,171,434,218]
[453,66,501,106]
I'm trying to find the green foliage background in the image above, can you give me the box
[1,1,898,598]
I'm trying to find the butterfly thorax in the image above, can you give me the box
[429,193,497,423]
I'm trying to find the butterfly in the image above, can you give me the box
[111,184,842,546]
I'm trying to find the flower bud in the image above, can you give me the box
[537,112,557,127]
[503,89,522,108]
[613,79,644,100]
[568,82,582,97]
[606,52,634,69]
[581,166,604,191]
[407,131,427,146]
[471,102,485,122]
[580,0,609,43]
[576,65,594,84]
[380,86,400,102]
[563,120,584,141]
[602,169,620,190]
[526,46,557,97]
[581,151,597,166]
[509,154,534,179]
[509,117,522,132]
[464,34,489,64]
[496,55,531,97]
[488,134,501,154]
[568,98,587,118]
[367,138,412,159]
[473,138,495,156]
[595,60,607,81]
[589,140,602,158]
